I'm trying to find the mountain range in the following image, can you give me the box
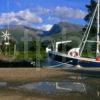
[0,22,83,42]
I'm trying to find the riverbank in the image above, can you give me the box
[0,88,92,100]
[0,68,75,83]
[0,68,99,83]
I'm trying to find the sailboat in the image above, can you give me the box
[47,0,100,68]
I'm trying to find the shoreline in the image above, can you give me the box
[0,68,75,83]
[0,68,99,84]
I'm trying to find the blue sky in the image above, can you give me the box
[0,0,90,31]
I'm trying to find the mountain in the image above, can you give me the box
[0,25,43,42]
[40,22,82,36]
[0,22,82,42]
[58,22,82,31]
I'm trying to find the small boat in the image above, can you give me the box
[47,0,100,68]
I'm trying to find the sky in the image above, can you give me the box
[0,0,91,31]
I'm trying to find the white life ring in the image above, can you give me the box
[69,51,79,57]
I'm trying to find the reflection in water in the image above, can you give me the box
[19,82,57,94]
[0,77,100,100]
[18,81,87,93]
[55,81,86,93]
[43,58,69,68]
[0,82,7,87]
[18,79,100,100]
[18,79,100,97]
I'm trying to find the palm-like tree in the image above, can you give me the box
[1,30,16,56]
[1,30,11,45]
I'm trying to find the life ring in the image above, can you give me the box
[69,51,79,57]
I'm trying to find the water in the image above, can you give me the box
[17,78,100,97]
[42,58,71,68]
[0,77,100,100]
[0,82,7,87]
[18,81,87,93]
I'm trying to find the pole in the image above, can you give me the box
[96,0,100,55]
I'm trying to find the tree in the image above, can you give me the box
[82,0,97,57]
[83,0,97,38]
[28,40,47,67]
[1,39,16,55]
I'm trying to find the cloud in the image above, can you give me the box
[31,6,86,25]
[53,6,87,19]
[0,9,43,25]
[0,6,87,27]
[48,16,60,22]
[37,24,53,31]
[34,6,86,20]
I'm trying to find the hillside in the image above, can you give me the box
[50,22,82,35]
[0,25,41,42]
[0,22,82,43]
[48,22,83,48]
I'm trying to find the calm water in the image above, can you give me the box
[18,80,96,94]
[42,58,72,68]
[0,77,100,100]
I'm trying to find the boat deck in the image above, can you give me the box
[79,58,95,61]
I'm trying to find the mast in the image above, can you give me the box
[96,0,100,56]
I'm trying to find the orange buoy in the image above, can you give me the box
[96,57,100,61]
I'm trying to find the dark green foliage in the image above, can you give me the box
[52,31,81,49]
[82,0,97,57]
[83,0,97,38]
[15,40,47,62]
[85,0,97,22]
[82,42,96,58]
[1,39,16,55]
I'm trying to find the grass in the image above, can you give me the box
[81,52,96,58]
[0,50,47,62]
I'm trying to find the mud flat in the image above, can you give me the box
[0,68,75,82]
[0,88,92,100]
[0,68,99,100]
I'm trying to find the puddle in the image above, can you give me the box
[18,80,87,94]
[18,82,57,94]
[0,82,7,87]
[0,78,99,99]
